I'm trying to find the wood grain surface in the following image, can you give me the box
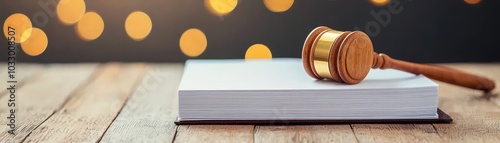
[174,125,254,143]
[0,62,498,143]
[352,124,443,143]
[0,64,98,142]
[0,63,46,96]
[100,64,183,143]
[432,64,500,143]
[21,63,146,143]
[255,125,357,143]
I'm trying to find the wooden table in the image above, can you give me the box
[0,63,499,143]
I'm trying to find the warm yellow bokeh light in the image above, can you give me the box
[464,0,481,4]
[3,13,32,43]
[180,28,207,57]
[263,0,294,13]
[57,0,86,25]
[205,0,238,16]
[371,0,390,6]
[76,12,104,41]
[125,11,152,41]
[245,44,272,59]
[21,28,48,56]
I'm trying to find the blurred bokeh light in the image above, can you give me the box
[21,28,48,56]
[370,0,390,6]
[125,11,152,41]
[76,12,104,41]
[205,0,238,16]
[1,0,498,62]
[263,0,294,12]
[245,44,272,60]
[180,28,207,57]
[464,0,481,5]
[57,0,86,25]
[3,13,32,43]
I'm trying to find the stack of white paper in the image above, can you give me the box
[178,58,438,121]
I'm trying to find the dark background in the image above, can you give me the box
[1,0,499,63]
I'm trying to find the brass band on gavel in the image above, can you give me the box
[302,26,374,84]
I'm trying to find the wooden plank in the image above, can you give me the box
[174,125,254,143]
[433,112,500,143]
[255,125,358,143]
[432,63,500,143]
[0,63,46,96]
[22,63,147,143]
[0,64,98,142]
[0,63,45,81]
[1,63,492,142]
[351,124,443,143]
[99,64,183,143]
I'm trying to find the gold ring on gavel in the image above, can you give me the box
[302,26,374,84]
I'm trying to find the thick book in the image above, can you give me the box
[176,58,452,125]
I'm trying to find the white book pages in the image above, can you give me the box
[178,58,439,121]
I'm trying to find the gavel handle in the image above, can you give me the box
[372,53,496,92]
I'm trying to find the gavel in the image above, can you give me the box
[302,26,496,92]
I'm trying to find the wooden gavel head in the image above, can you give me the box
[302,26,374,84]
[302,26,496,92]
